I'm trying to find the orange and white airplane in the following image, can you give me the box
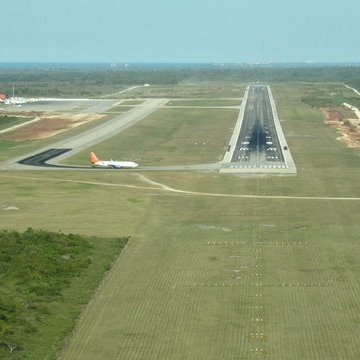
[90,152,138,169]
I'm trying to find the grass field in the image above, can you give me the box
[166,99,241,107]
[1,82,360,359]
[300,82,360,108]
[114,83,246,99]
[0,116,34,131]
[65,107,239,166]
[106,105,134,113]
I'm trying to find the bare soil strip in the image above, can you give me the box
[322,105,360,148]
[0,113,104,140]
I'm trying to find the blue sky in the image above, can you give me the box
[1,0,360,63]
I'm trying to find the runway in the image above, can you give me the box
[221,85,296,173]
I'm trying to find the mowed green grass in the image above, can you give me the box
[166,99,241,107]
[1,82,360,359]
[105,105,133,113]
[0,115,34,131]
[115,83,246,99]
[66,107,239,166]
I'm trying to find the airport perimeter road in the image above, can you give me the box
[1,99,168,170]
[221,85,296,174]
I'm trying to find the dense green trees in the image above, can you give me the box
[1,64,360,98]
[0,228,128,358]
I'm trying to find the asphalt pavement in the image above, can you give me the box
[221,85,296,174]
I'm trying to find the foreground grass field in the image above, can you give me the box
[1,82,360,359]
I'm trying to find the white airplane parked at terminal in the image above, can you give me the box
[90,152,138,169]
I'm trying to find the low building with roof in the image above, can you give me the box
[0,92,9,103]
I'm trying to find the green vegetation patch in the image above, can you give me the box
[0,115,33,131]
[66,107,238,166]
[120,99,145,105]
[0,140,18,152]
[0,228,128,359]
[2,65,360,99]
[166,99,241,107]
[118,84,246,99]
[300,83,360,108]
[106,105,133,113]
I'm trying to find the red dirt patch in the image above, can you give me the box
[322,106,360,148]
[0,113,104,140]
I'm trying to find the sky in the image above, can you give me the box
[1,0,360,63]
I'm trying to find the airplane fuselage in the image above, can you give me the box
[92,160,138,169]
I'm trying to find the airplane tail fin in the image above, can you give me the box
[90,151,100,164]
